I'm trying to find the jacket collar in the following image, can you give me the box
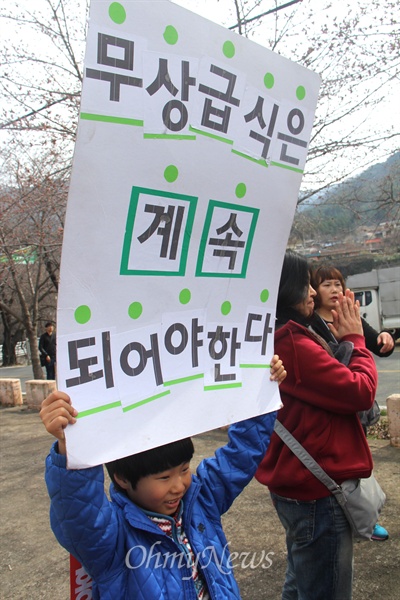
[276,307,312,329]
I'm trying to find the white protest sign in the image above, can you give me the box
[58,0,320,468]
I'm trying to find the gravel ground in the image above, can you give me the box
[1,406,399,599]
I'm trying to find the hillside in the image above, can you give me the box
[291,152,400,241]
[289,152,400,274]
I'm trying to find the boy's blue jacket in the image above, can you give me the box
[46,411,277,599]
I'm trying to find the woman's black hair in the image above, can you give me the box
[276,250,311,326]
[106,437,194,492]
[277,250,310,311]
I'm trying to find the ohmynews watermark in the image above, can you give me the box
[125,542,274,577]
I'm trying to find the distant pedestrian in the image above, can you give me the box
[39,322,56,380]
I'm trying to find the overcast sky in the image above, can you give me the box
[2,0,399,188]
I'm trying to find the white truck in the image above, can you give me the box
[346,266,400,340]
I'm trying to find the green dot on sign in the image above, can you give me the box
[164,25,178,45]
[223,41,235,58]
[75,305,91,324]
[179,288,191,305]
[235,183,246,199]
[296,86,306,100]
[109,2,126,24]
[164,165,178,183]
[260,289,270,303]
[221,301,231,316]
[264,72,274,89]
[128,302,143,320]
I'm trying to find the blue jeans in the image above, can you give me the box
[45,358,56,380]
[271,492,353,600]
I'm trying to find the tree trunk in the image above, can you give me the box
[27,329,45,380]
[1,311,17,366]
[1,336,16,366]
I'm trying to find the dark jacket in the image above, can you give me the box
[39,332,56,360]
[311,313,395,357]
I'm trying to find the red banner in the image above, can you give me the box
[70,554,93,600]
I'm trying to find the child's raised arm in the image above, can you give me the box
[40,391,78,455]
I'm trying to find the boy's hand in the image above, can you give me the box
[270,354,286,384]
[40,391,78,455]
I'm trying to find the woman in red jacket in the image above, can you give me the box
[256,251,377,600]
[309,263,393,542]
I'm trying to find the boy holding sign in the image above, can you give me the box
[41,355,285,600]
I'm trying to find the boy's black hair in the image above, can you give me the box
[106,437,195,492]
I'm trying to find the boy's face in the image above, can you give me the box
[123,461,192,515]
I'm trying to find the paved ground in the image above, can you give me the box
[0,405,399,600]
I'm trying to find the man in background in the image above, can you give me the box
[39,322,56,380]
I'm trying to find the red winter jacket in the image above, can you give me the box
[256,321,377,501]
